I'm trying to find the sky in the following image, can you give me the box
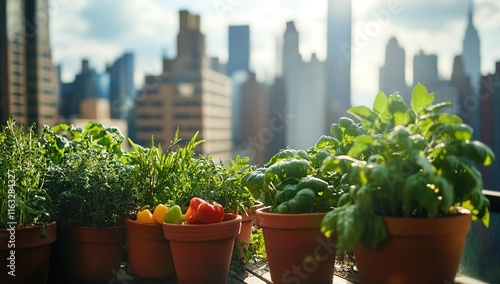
[49,0,500,107]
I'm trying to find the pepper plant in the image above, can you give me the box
[320,83,495,251]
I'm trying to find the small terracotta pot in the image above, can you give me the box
[354,213,472,284]
[58,226,125,283]
[237,214,254,243]
[0,222,57,284]
[125,216,176,279]
[256,207,336,284]
[162,213,242,284]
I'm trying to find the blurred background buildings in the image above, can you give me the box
[0,0,499,189]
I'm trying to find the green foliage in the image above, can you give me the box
[320,83,495,251]
[0,117,52,228]
[42,122,134,228]
[241,117,368,213]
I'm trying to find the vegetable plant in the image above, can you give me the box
[241,116,369,214]
[0,117,52,228]
[41,122,135,228]
[320,83,495,251]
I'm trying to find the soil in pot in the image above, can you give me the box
[354,212,472,284]
[55,226,126,284]
[162,213,242,284]
[0,222,57,284]
[256,207,336,284]
[125,215,176,279]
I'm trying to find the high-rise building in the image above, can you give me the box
[281,21,326,150]
[133,10,232,162]
[267,77,287,159]
[1,0,58,128]
[462,0,481,137]
[107,52,135,119]
[61,59,110,119]
[227,25,250,77]
[326,0,352,124]
[479,62,500,190]
[413,50,439,90]
[239,72,269,165]
[379,37,408,101]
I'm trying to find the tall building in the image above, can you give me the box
[379,37,408,101]
[61,59,110,119]
[462,0,481,137]
[239,72,269,165]
[282,21,326,150]
[1,0,58,127]
[227,25,250,77]
[479,62,500,190]
[326,0,352,124]
[133,10,232,162]
[413,50,439,90]
[107,52,135,119]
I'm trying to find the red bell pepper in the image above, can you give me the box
[184,197,224,224]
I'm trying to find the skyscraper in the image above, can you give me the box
[227,25,250,77]
[413,50,439,89]
[281,21,326,150]
[462,0,481,137]
[1,0,58,127]
[134,10,232,162]
[326,0,352,124]
[107,52,135,119]
[379,37,408,101]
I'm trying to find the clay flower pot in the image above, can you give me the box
[354,212,472,284]
[57,226,125,283]
[125,215,176,279]
[256,207,336,284]
[162,213,242,284]
[0,222,57,284]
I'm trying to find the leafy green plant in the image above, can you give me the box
[0,117,52,228]
[320,83,495,251]
[241,117,369,214]
[41,122,135,228]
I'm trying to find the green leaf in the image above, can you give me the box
[411,83,435,115]
[347,106,378,127]
[330,124,343,142]
[372,91,391,123]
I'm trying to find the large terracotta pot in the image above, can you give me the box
[57,226,126,283]
[354,213,472,284]
[125,215,176,279]
[256,207,336,284]
[0,222,57,284]
[162,213,242,284]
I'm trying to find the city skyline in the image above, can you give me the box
[50,0,500,107]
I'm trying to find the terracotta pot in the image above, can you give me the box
[162,213,242,284]
[354,213,472,284]
[256,207,336,284]
[0,222,57,284]
[237,213,254,243]
[125,215,176,279]
[58,226,126,283]
[250,200,265,228]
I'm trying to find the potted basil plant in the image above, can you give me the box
[241,118,367,284]
[320,83,495,283]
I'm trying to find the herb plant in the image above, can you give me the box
[0,117,52,228]
[241,116,368,214]
[41,122,135,228]
[320,83,495,251]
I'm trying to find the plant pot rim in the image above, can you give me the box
[381,210,472,236]
[162,213,242,242]
[256,206,328,229]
